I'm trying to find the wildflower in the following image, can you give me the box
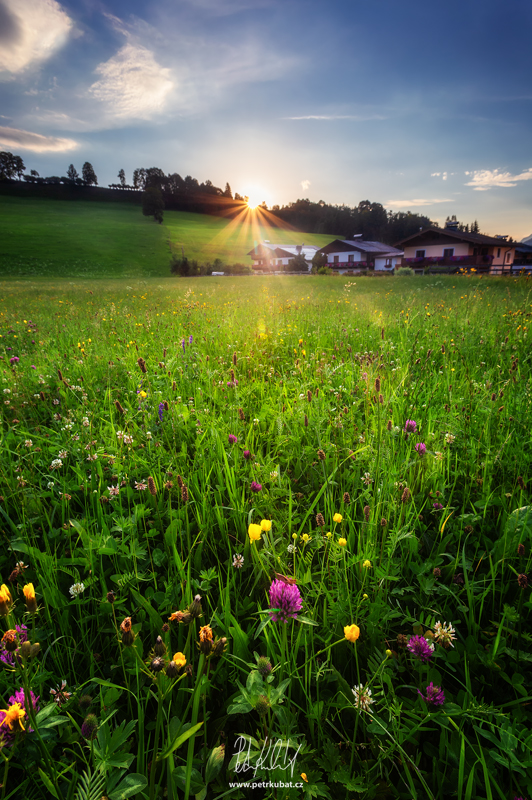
[199,625,214,654]
[344,624,360,642]
[317,448,326,460]
[172,652,186,669]
[301,773,308,783]
[418,682,445,707]
[333,513,343,523]
[287,544,295,553]
[433,621,457,648]
[69,582,85,598]
[362,593,368,600]
[0,584,13,616]
[362,559,372,568]
[415,442,426,455]
[325,531,332,539]
[268,580,303,623]
[24,440,32,448]
[406,635,434,663]
[401,487,411,503]
[433,502,444,510]
[250,481,262,493]
[343,491,351,504]
[338,538,347,547]
[228,434,238,444]
[50,458,63,470]
[0,703,25,733]
[233,554,244,568]
[518,573,528,589]
[50,680,72,706]
[135,480,147,490]
[243,450,251,459]
[23,584,37,613]
[352,684,374,712]
[261,519,272,531]
[147,476,157,496]
[301,533,310,543]
[444,433,455,444]
[120,617,135,646]
[123,434,134,445]
[108,486,120,497]
[316,512,325,528]
[433,567,442,578]
[362,472,372,485]
[257,655,272,677]
[518,542,526,557]
[188,595,203,619]
[452,572,464,585]
[248,524,262,542]
[1,630,18,652]
[363,505,370,522]
[404,419,417,433]
[270,470,278,480]
[81,713,98,740]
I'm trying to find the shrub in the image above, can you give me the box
[395,266,415,276]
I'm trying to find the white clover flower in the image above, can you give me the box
[362,472,373,485]
[50,459,63,470]
[58,450,68,459]
[82,417,90,427]
[47,481,55,489]
[146,431,152,440]
[270,471,279,480]
[352,684,374,713]
[434,451,443,461]
[24,440,33,448]
[87,454,98,462]
[108,486,120,496]
[232,554,244,568]
[123,435,134,445]
[444,433,455,445]
[69,582,85,598]
[433,621,457,648]
[53,399,60,406]
[3,388,10,394]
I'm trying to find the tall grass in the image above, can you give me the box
[0,274,531,799]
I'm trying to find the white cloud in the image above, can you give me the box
[301,179,310,191]
[285,114,386,121]
[431,171,448,180]
[0,125,77,151]
[0,0,73,75]
[465,167,532,190]
[88,44,174,121]
[386,198,453,208]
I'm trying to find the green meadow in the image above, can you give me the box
[0,196,334,278]
[0,273,532,800]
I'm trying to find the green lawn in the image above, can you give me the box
[0,196,336,278]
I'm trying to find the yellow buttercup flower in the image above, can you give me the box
[260,519,272,531]
[326,531,332,539]
[344,624,360,643]
[23,583,37,613]
[139,391,147,398]
[248,524,262,542]
[301,533,310,542]
[301,773,308,783]
[0,584,12,616]
[362,593,368,600]
[333,513,343,523]
[385,649,392,658]
[172,652,186,669]
[362,559,372,569]
[338,538,347,547]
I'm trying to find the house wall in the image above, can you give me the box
[403,243,470,258]
[375,257,401,271]
[326,251,362,264]
[491,247,514,267]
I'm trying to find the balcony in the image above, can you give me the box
[403,254,493,272]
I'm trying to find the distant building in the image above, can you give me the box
[248,242,320,272]
[315,237,403,273]
[395,221,516,272]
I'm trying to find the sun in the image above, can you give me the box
[242,186,268,210]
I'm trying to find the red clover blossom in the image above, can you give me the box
[268,579,303,623]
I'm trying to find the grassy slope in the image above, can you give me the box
[0,196,336,278]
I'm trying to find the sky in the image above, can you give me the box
[1,0,532,240]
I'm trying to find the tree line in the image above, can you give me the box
[0,150,483,245]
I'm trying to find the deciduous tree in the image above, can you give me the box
[82,162,98,185]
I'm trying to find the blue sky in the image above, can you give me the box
[1,0,532,239]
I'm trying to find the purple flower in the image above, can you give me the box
[414,442,426,455]
[0,625,28,666]
[406,634,434,663]
[31,365,36,369]
[243,450,251,460]
[250,481,262,493]
[404,420,417,433]
[9,357,19,365]
[158,402,164,422]
[433,502,443,510]
[417,682,445,707]
[181,339,186,353]
[0,687,40,745]
[269,579,303,623]
[188,335,193,344]
[228,434,238,444]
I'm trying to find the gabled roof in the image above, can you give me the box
[317,239,403,257]
[247,243,320,259]
[394,226,516,248]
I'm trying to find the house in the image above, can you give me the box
[247,242,320,272]
[394,221,516,273]
[513,242,532,271]
[315,237,403,273]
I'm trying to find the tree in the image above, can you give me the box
[311,252,328,273]
[82,162,98,185]
[30,169,39,177]
[223,183,233,199]
[118,169,126,187]
[144,167,165,190]
[287,254,309,272]
[132,168,147,190]
[67,164,79,181]
[0,152,25,180]
[142,187,164,223]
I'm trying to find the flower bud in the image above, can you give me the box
[255,695,270,717]
[150,656,165,673]
[81,713,98,740]
[188,595,203,619]
[153,636,166,656]
[257,656,272,677]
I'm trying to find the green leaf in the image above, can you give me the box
[108,773,148,800]
[157,721,203,761]
[205,744,225,784]
[38,768,60,799]
[172,766,205,795]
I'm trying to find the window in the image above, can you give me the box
[497,248,501,258]
[443,248,454,258]
[334,255,339,264]
[385,258,393,267]
[506,251,512,263]
[415,250,425,258]
[348,254,354,263]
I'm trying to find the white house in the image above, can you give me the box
[316,237,403,273]
[248,242,320,272]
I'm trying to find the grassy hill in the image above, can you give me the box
[0,196,336,278]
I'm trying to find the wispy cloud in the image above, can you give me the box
[465,167,532,190]
[88,44,174,121]
[431,171,448,180]
[301,179,310,191]
[386,198,453,208]
[0,0,73,75]
[0,125,77,151]
[285,114,386,121]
